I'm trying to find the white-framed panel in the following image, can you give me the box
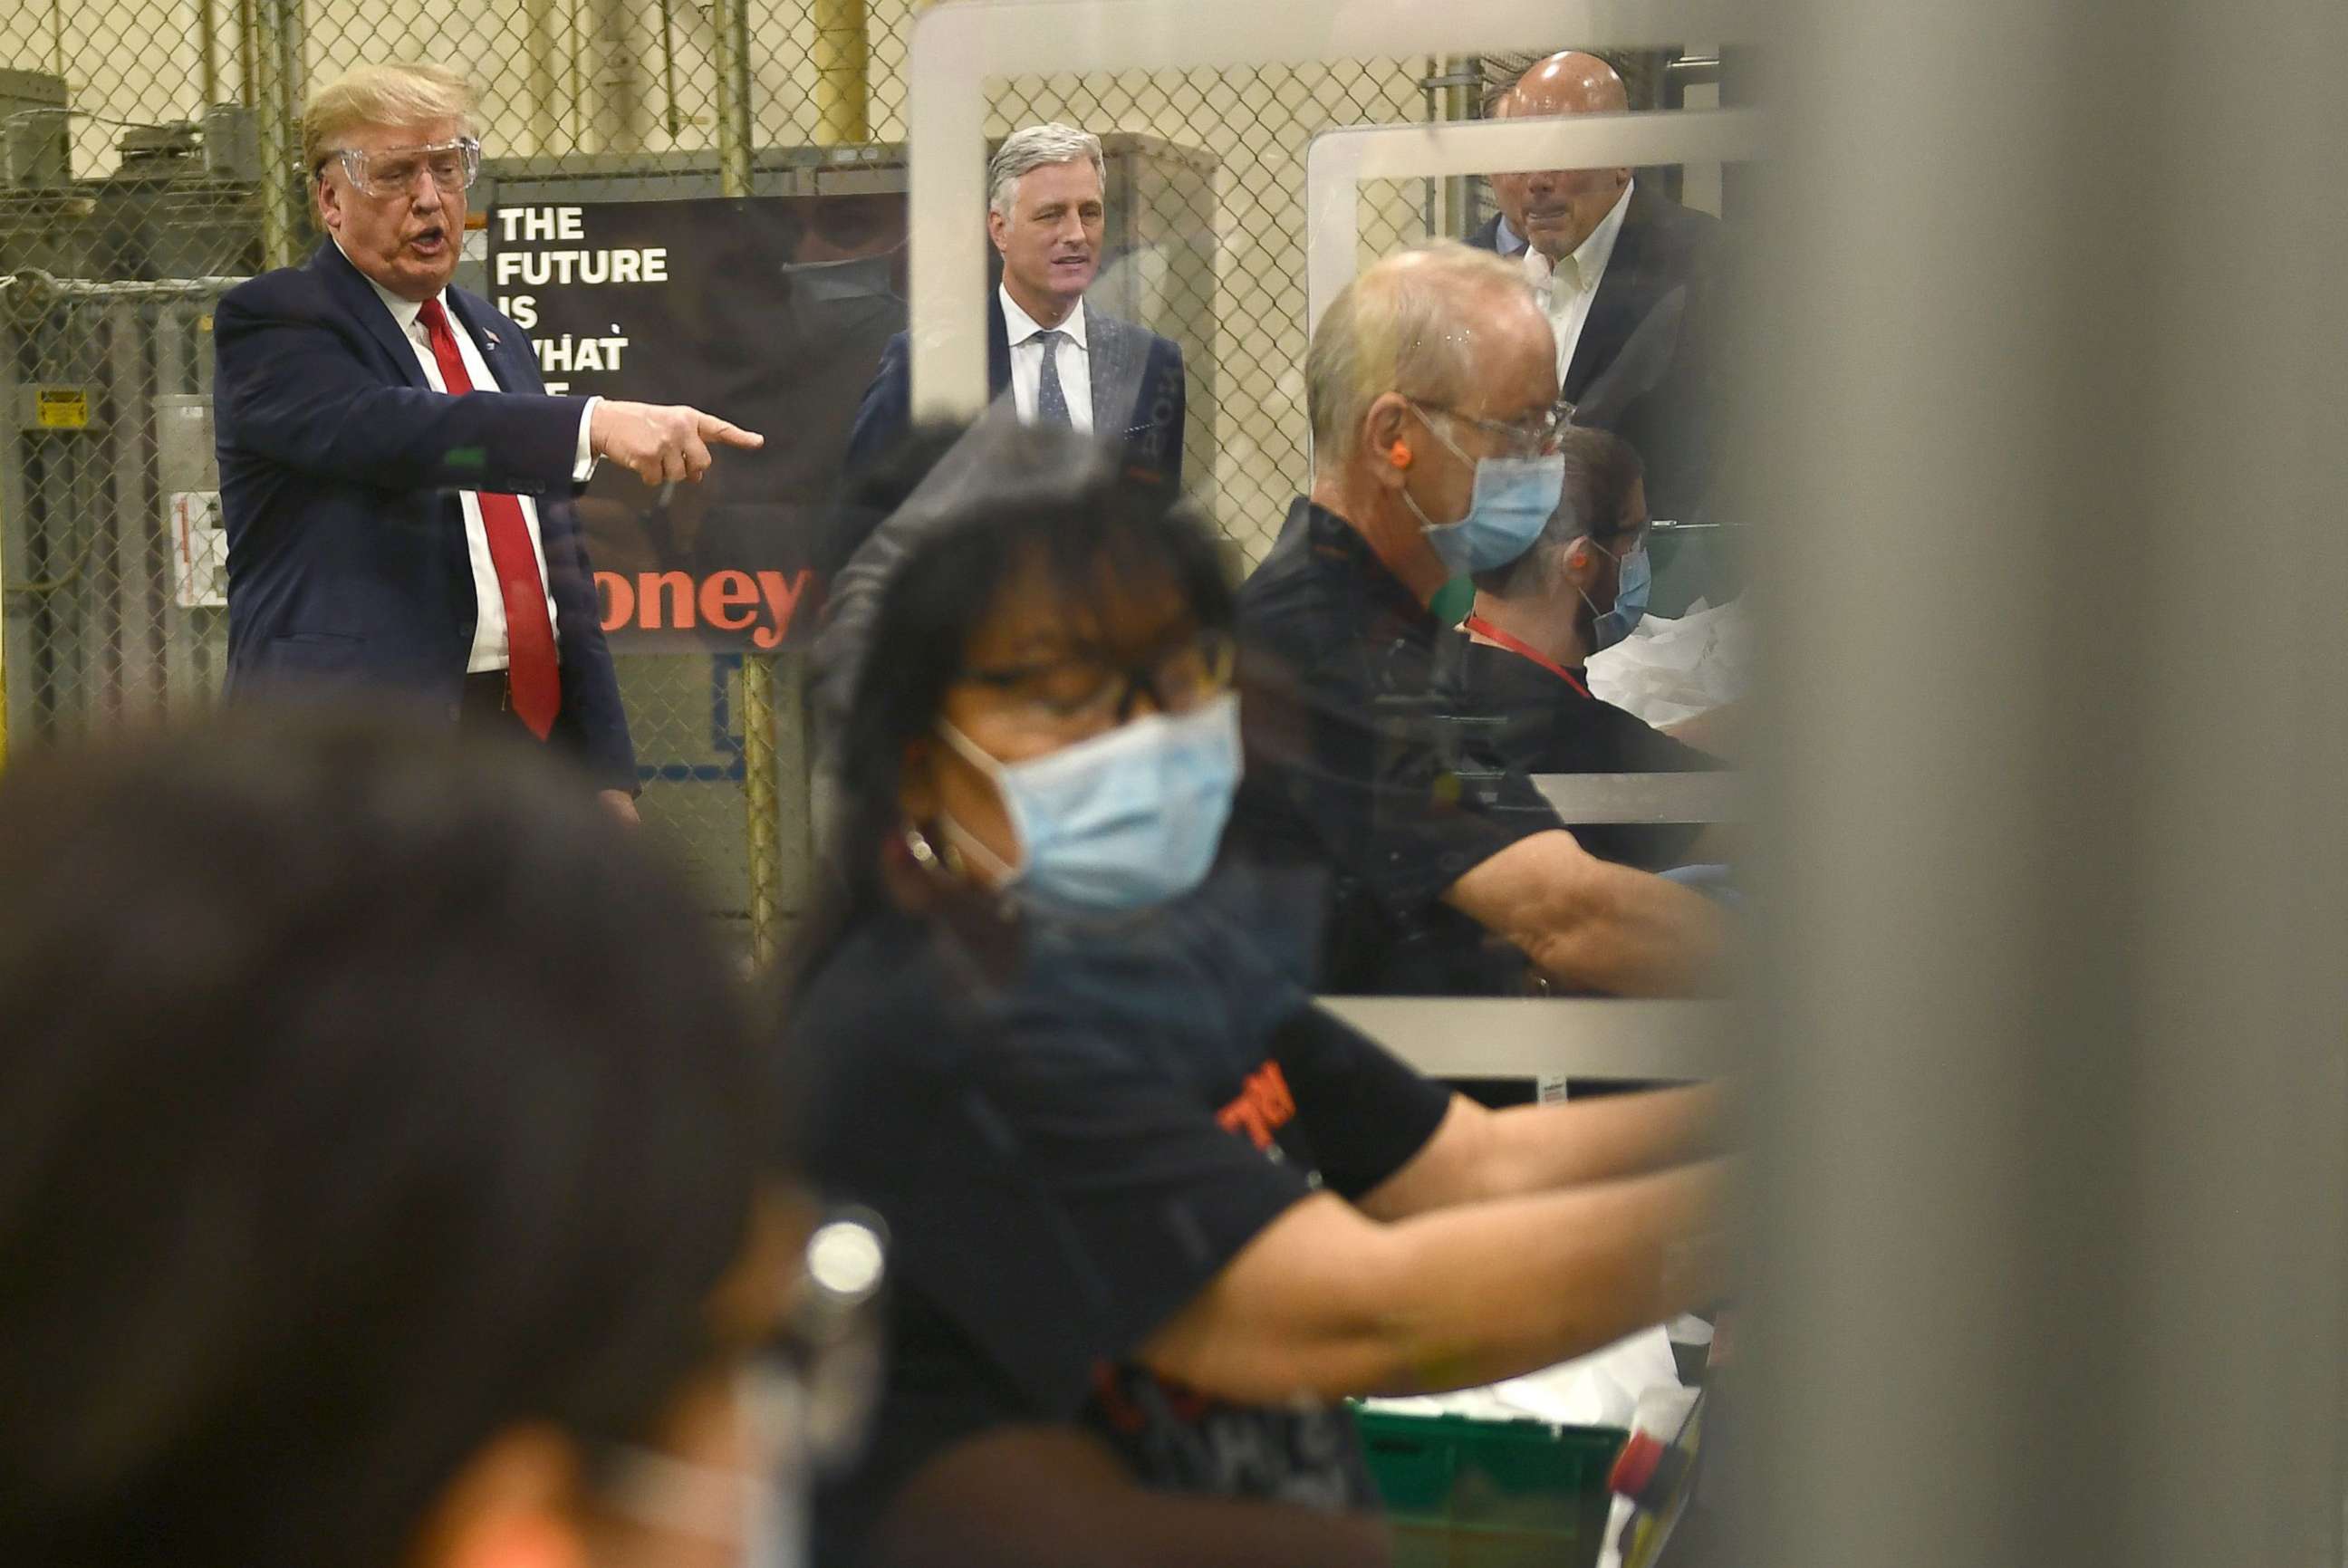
[1322,996,1735,1081]
[1304,108,1765,333]
[902,0,1757,419]
[1532,772,1745,826]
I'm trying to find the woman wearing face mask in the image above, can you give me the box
[789,423,1734,1568]
[1458,427,1737,875]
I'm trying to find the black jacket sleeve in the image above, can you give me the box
[213,281,590,498]
[843,330,913,476]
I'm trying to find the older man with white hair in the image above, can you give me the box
[846,122,1187,486]
[1230,243,1730,999]
[213,62,762,819]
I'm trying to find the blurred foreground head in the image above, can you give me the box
[0,711,787,1568]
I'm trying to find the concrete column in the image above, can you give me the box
[1744,1,2348,1564]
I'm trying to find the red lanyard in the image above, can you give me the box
[1462,614,1592,699]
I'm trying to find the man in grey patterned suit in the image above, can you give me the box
[845,123,1188,488]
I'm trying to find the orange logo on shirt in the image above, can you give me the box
[1216,1061,1297,1151]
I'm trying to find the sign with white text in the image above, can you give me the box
[486,195,907,650]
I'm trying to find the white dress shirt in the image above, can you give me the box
[1521,177,1635,386]
[999,284,1094,434]
[352,258,597,674]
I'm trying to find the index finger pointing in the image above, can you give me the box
[697,414,765,449]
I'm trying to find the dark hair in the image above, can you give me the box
[1473,424,1647,598]
[0,711,772,1568]
[791,424,1234,986]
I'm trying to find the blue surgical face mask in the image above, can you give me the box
[1400,408,1565,575]
[935,693,1242,915]
[1583,534,1651,651]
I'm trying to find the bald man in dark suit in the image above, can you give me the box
[1469,52,1728,521]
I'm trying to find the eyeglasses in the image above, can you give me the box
[594,1208,890,1544]
[327,136,481,200]
[761,1208,890,1472]
[960,627,1237,728]
[1410,399,1567,458]
[1599,521,1652,556]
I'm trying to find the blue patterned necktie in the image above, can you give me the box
[1034,329,1073,427]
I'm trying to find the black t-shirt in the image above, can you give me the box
[792,870,1454,1562]
[1454,639,1724,872]
[1230,498,1563,995]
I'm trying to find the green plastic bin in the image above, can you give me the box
[1353,1406,1628,1568]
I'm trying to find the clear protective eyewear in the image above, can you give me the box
[1593,519,1653,557]
[596,1208,890,1551]
[759,1207,891,1473]
[1411,399,1568,459]
[329,135,481,200]
[960,627,1239,730]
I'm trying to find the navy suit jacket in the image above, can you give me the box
[214,242,635,790]
[1471,186,1727,519]
[843,290,1187,488]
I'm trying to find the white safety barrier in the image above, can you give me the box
[1321,996,1734,1082]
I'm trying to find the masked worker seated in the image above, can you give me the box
[1228,242,1730,996]
[1458,425,1735,874]
[787,419,1730,1567]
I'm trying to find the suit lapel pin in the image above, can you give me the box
[483,330,502,350]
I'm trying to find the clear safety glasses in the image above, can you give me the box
[1411,399,1570,459]
[328,136,482,200]
[596,1208,890,1546]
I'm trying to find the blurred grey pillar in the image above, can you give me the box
[1745,0,2348,1563]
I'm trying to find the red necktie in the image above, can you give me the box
[416,298,560,740]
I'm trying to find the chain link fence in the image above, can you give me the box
[0,0,1568,937]
[976,56,1450,562]
[0,0,803,944]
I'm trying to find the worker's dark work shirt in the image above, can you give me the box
[1230,497,1563,996]
[1454,640,1724,873]
[793,868,1453,1561]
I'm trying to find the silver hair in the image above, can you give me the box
[1305,241,1540,469]
[987,123,1107,218]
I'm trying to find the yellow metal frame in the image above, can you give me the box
[721,0,871,967]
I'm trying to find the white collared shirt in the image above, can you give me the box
[350,255,598,674]
[999,284,1094,434]
[1521,177,1635,384]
